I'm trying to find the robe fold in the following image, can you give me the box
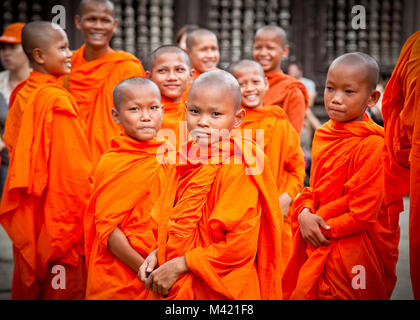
[382,31,420,299]
[67,44,145,165]
[0,73,93,299]
[282,114,399,300]
[238,105,305,270]
[263,71,309,134]
[84,134,172,300]
[150,136,283,300]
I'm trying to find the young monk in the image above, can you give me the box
[0,21,93,299]
[147,45,193,149]
[84,77,173,300]
[139,70,283,300]
[67,0,145,165]
[282,53,399,300]
[185,28,220,80]
[228,59,305,268]
[382,31,420,299]
[253,26,308,134]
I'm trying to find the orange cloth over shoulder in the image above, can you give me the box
[67,44,145,165]
[84,134,172,300]
[150,136,283,300]
[238,105,305,269]
[263,70,309,134]
[282,114,399,300]
[382,31,420,299]
[0,72,93,299]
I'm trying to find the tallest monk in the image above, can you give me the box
[67,0,145,165]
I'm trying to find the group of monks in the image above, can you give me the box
[0,0,418,301]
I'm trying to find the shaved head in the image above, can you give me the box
[330,52,379,91]
[189,69,242,110]
[78,0,115,16]
[113,77,160,110]
[149,45,191,70]
[228,59,265,79]
[186,28,218,51]
[21,21,66,62]
[255,25,288,46]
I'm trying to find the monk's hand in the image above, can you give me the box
[298,208,331,247]
[279,192,293,218]
[147,256,189,297]
[139,249,157,286]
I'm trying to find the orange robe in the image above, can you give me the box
[282,114,399,300]
[382,31,420,299]
[238,105,305,269]
[67,44,145,165]
[0,72,93,299]
[150,136,283,300]
[263,71,309,134]
[84,134,172,300]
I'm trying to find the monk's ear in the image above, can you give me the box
[145,71,151,79]
[111,108,121,125]
[32,48,45,65]
[191,68,197,80]
[366,89,381,109]
[264,76,269,90]
[233,108,246,128]
[282,45,290,59]
[111,18,118,35]
[75,15,81,31]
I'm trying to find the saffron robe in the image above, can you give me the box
[263,70,309,134]
[84,134,172,300]
[0,73,93,299]
[150,136,283,300]
[67,44,145,165]
[382,31,420,299]
[282,114,399,300]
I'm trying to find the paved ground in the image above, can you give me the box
[0,197,414,300]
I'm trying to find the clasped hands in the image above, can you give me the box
[298,208,331,247]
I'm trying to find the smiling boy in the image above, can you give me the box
[0,21,93,299]
[282,52,399,300]
[67,0,145,165]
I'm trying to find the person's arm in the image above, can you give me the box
[283,89,307,134]
[107,226,145,273]
[298,208,330,247]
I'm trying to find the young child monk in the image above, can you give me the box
[185,28,220,80]
[0,21,93,300]
[147,45,193,150]
[228,59,305,268]
[139,70,283,300]
[84,77,173,300]
[67,0,145,165]
[253,26,308,134]
[282,52,400,300]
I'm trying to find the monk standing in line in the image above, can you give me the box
[84,78,173,300]
[282,52,399,300]
[139,70,283,300]
[229,59,305,269]
[382,31,420,299]
[0,21,93,299]
[68,0,145,165]
[253,26,308,134]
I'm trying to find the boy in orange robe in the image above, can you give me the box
[67,0,145,165]
[139,70,283,300]
[282,53,399,300]
[84,78,173,300]
[185,29,220,80]
[229,59,305,268]
[382,31,420,299]
[253,26,308,134]
[147,45,193,150]
[0,22,93,299]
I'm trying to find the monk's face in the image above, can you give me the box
[148,52,191,102]
[0,43,28,72]
[112,85,163,141]
[324,63,379,122]
[253,30,289,73]
[41,28,73,77]
[186,85,243,146]
[234,67,268,109]
[188,35,219,74]
[75,1,117,50]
